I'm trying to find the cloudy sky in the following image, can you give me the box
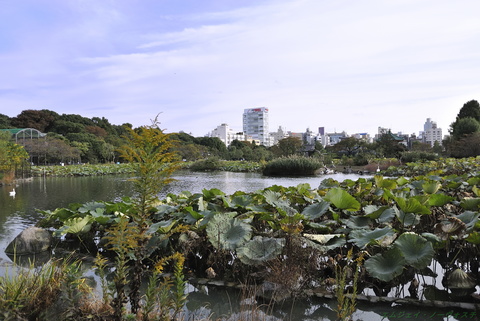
[1,0,479,137]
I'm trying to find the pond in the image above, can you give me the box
[0,171,468,320]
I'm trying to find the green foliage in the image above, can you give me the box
[263,155,323,176]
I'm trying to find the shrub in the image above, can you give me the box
[262,155,324,176]
[189,157,222,171]
[401,151,439,163]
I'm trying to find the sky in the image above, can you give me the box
[1,0,480,137]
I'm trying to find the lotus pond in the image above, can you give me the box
[3,162,480,320]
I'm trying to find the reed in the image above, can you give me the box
[262,155,323,176]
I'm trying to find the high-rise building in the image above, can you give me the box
[243,107,270,146]
[209,123,246,146]
[423,118,443,147]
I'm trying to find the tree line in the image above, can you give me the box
[1,100,479,168]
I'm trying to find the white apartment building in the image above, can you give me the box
[243,107,271,146]
[423,118,443,147]
[209,123,246,146]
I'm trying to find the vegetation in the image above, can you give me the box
[0,131,29,184]
[35,156,480,316]
[262,155,324,176]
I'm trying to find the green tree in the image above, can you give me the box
[271,137,303,157]
[11,109,59,132]
[0,133,29,182]
[375,133,406,158]
[456,100,480,122]
[451,117,480,139]
[0,114,12,129]
[329,137,366,157]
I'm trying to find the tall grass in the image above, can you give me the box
[0,258,85,320]
[262,155,323,176]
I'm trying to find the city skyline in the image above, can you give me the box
[1,1,479,136]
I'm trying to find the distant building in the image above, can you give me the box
[270,126,289,145]
[243,107,271,146]
[422,118,443,147]
[209,123,246,147]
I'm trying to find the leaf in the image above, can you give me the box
[396,177,409,186]
[365,247,406,282]
[422,181,441,194]
[343,216,372,229]
[147,220,175,234]
[460,198,480,211]
[237,236,285,265]
[456,211,480,231]
[231,195,254,208]
[55,216,93,236]
[263,190,288,207]
[349,227,395,248]
[394,232,434,269]
[466,232,480,245]
[79,202,106,215]
[374,176,397,190]
[206,214,252,250]
[324,188,360,211]
[428,194,454,207]
[301,201,330,220]
[396,210,420,227]
[303,234,346,253]
[395,197,431,215]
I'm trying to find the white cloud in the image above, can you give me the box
[1,0,480,137]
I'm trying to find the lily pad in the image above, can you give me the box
[394,232,434,269]
[365,247,406,282]
[349,227,395,248]
[237,236,285,265]
[206,213,252,250]
[302,201,330,220]
[324,188,360,211]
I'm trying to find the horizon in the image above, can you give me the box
[1,1,479,136]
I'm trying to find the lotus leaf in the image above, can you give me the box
[465,232,480,244]
[473,185,480,197]
[456,211,480,231]
[467,177,480,186]
[349,227,395,248]
[303,234,346,253]
[396,210,420,227]
[428,194,454,207]
[364,247,406,282]
[394,233,434,269]
[318,178,340,189]
[201,188,225,200]
[231,195,254,208]
[206,213,252,250]
[237,236,285,265]
[396,177,409,186]
[301,201,330,220]
[434,217,466,240]
[54,216,93,236]
[343,216,372,229]
[147,220,175,234]
[79,201,106,215]
[263,190,286,206]
[460,198,480,211]
[422,181,441,194]
[324,188,360,211]
[374,176,397,190]
[395,197,431,215]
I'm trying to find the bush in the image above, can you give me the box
[262,155,324,176]
[189,157,222,171]
[401,151,439,163]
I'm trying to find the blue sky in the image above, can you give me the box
[1,0,479,137]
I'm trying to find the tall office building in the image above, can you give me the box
[243,107,270,146]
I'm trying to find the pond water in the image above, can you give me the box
[0,171,468,320]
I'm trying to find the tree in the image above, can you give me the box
[0,132,29,183]
[0,114,12,129]
[456,100,480,122]
[329,137,366,157]
[271,137,303,157]
[451,117,480,139]
[11,109,59,132]
[375,133,406,158]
